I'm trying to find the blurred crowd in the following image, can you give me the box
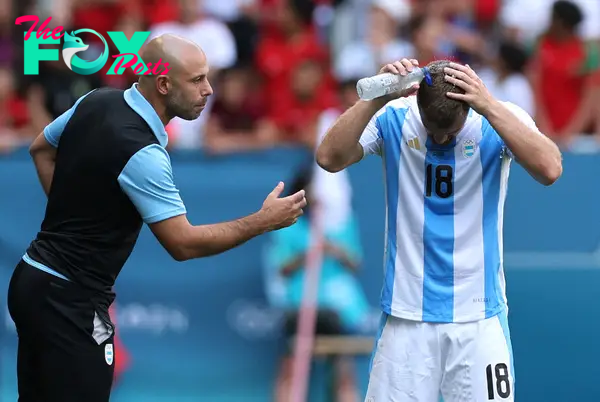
[1,0,600,154]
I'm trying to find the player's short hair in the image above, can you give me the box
[552,0,583,30]
[416,60,469,130]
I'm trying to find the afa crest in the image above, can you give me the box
[462,139,476,158]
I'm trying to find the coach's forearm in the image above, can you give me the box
[485,100,562,186]
[178,212,270,261]
[316,99,384,172]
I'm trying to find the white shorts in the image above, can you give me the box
[365,311,514,402]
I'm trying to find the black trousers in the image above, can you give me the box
[7,260,115,402]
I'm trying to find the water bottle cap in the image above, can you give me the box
[422,67,433,86]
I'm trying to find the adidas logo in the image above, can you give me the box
[407,138,421,150]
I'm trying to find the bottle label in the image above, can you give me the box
[384,84,402,95]
[381,76,395,86]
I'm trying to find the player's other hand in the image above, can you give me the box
[378,58,420,101]
[444,63,495,115]
[259,182,307,231]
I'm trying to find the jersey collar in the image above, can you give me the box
[406,105,475,149]
[123,83,169,148]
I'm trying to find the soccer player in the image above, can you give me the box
[316,58,562,401]
[7,34,306,402]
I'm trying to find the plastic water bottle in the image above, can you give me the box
[356,68,425,101]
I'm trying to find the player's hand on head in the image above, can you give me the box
[378,58,420,100]
[260,182,307,230]
[444,63,495,115]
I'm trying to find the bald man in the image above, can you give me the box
[7,35,306,402]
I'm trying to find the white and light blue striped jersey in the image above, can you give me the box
[360,96,539,323]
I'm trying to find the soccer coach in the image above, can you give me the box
[7,34,306,402]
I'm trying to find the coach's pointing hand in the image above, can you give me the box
[259,182,307,230]
[378,58,420,102]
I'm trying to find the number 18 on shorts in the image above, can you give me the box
[365,312,514,402]
[485,362,512,400]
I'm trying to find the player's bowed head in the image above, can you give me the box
[415,60,470,146]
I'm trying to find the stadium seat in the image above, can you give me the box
[289,335,374,357]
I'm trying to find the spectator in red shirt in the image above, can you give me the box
[269,57,338,147]
[530,0,599,146]
[474,0,500,27]
[137,0,179,26]
[203,66,277,154]
[255,0,334,116]
[71,0,125,41]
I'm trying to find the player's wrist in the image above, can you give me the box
[479,98,502,119]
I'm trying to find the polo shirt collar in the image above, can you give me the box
[123,83,168,148]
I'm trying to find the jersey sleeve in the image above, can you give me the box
[359,112,384,157]
[359,98,412,157]
[43,89,96,147]
[117,144,187,224]
[500,101,543,158]
[502,101,542,133]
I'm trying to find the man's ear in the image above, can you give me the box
[156,76,170,96]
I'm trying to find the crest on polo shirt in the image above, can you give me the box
[105,343,114,365]
[462,138,476,158]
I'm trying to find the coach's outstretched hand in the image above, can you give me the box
[378,58,421,102]
[259,182,307,231]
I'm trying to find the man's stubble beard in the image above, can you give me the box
[165,92,200,121]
